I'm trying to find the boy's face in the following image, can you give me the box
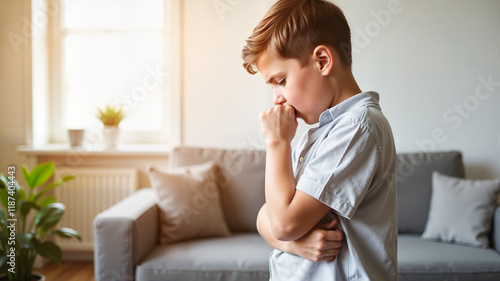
[256,49,334,125]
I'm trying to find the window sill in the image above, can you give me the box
[17,143,171,157]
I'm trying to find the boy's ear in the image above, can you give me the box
[313,45,333,76]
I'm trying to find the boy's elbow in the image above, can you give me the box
[271,223,302,241]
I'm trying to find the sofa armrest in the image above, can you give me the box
[94,188,158,281]
[494,206,500,253]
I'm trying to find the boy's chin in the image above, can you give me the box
[299,114,320,125]
[299,116,316,125]
[303,120,318,125]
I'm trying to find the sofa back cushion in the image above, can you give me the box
[397,151,465,234]
[171,147,266,232]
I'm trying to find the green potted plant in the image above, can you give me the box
[0,162,81,281]
[96,104,127,149]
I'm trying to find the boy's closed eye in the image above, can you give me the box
[278,78,286,86]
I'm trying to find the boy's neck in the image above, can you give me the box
[329,68,361,108]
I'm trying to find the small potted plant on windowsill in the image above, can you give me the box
[96,104,127,150]
[0,161,81,281]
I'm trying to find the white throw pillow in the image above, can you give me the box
[422,171,500,248]
[146,161,231,244]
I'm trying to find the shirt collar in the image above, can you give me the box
[319,91,380,126]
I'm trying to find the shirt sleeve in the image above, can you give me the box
[295,120,379,220]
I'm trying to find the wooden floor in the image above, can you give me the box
[35,261,95,281]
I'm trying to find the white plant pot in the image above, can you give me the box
[103,126,120,149]
[68,129,85,148]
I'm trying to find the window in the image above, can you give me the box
[48,0,180,144]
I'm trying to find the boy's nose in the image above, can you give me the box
[273,92,286,105]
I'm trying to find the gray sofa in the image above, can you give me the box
[94,147,500,281]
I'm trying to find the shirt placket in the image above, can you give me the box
[295,126,324,178]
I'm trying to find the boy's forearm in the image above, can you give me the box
[264,141,297,240]
[258,204,344,263]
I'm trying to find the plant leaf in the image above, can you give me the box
[18,188,26,200]
[0,174,7,189]
[38,195,57,208]
[0,254,7,273]
[0,232,7,243]
[32,239,62,265]
[17,232,34,249]
[96,104,127,126]
[20,200,39,218]
[0,189,7,214]
[0,212,7,241]
[24,162,54,189]
[22,165,29,187]
[0,209,6,226]
[45,227,81,241]
[0,175,9,210]
[15,188,26,217]
[34,203,65,231]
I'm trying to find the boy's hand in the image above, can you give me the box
[259,105,298,146]
[289,219,343,262]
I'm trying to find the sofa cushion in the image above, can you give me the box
[146,161,231,243]
[422,172,500,248]
[494,207,500,251]
[397,151,465,234]
[135,233,273,281]
[398,234,500,281]
[170,147,266,232]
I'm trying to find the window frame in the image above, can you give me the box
[47,0,182,145]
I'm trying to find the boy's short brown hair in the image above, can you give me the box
[242,0,351,74]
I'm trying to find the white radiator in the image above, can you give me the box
[54,167,138,251]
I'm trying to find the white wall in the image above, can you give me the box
[182,0,274,149]
[182,0,500,179]
[335,0,500,179]
[0,0,30,173]
[1,0,499,180]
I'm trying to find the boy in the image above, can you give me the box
[241,0,398,280]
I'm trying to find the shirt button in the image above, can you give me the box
[299,157,304,163]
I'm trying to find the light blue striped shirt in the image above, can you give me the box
[269,91,398,281]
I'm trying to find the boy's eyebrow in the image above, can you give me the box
[266,72,285,84]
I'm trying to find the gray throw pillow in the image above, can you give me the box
[397,151,465,234]
[422,171,500,248]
